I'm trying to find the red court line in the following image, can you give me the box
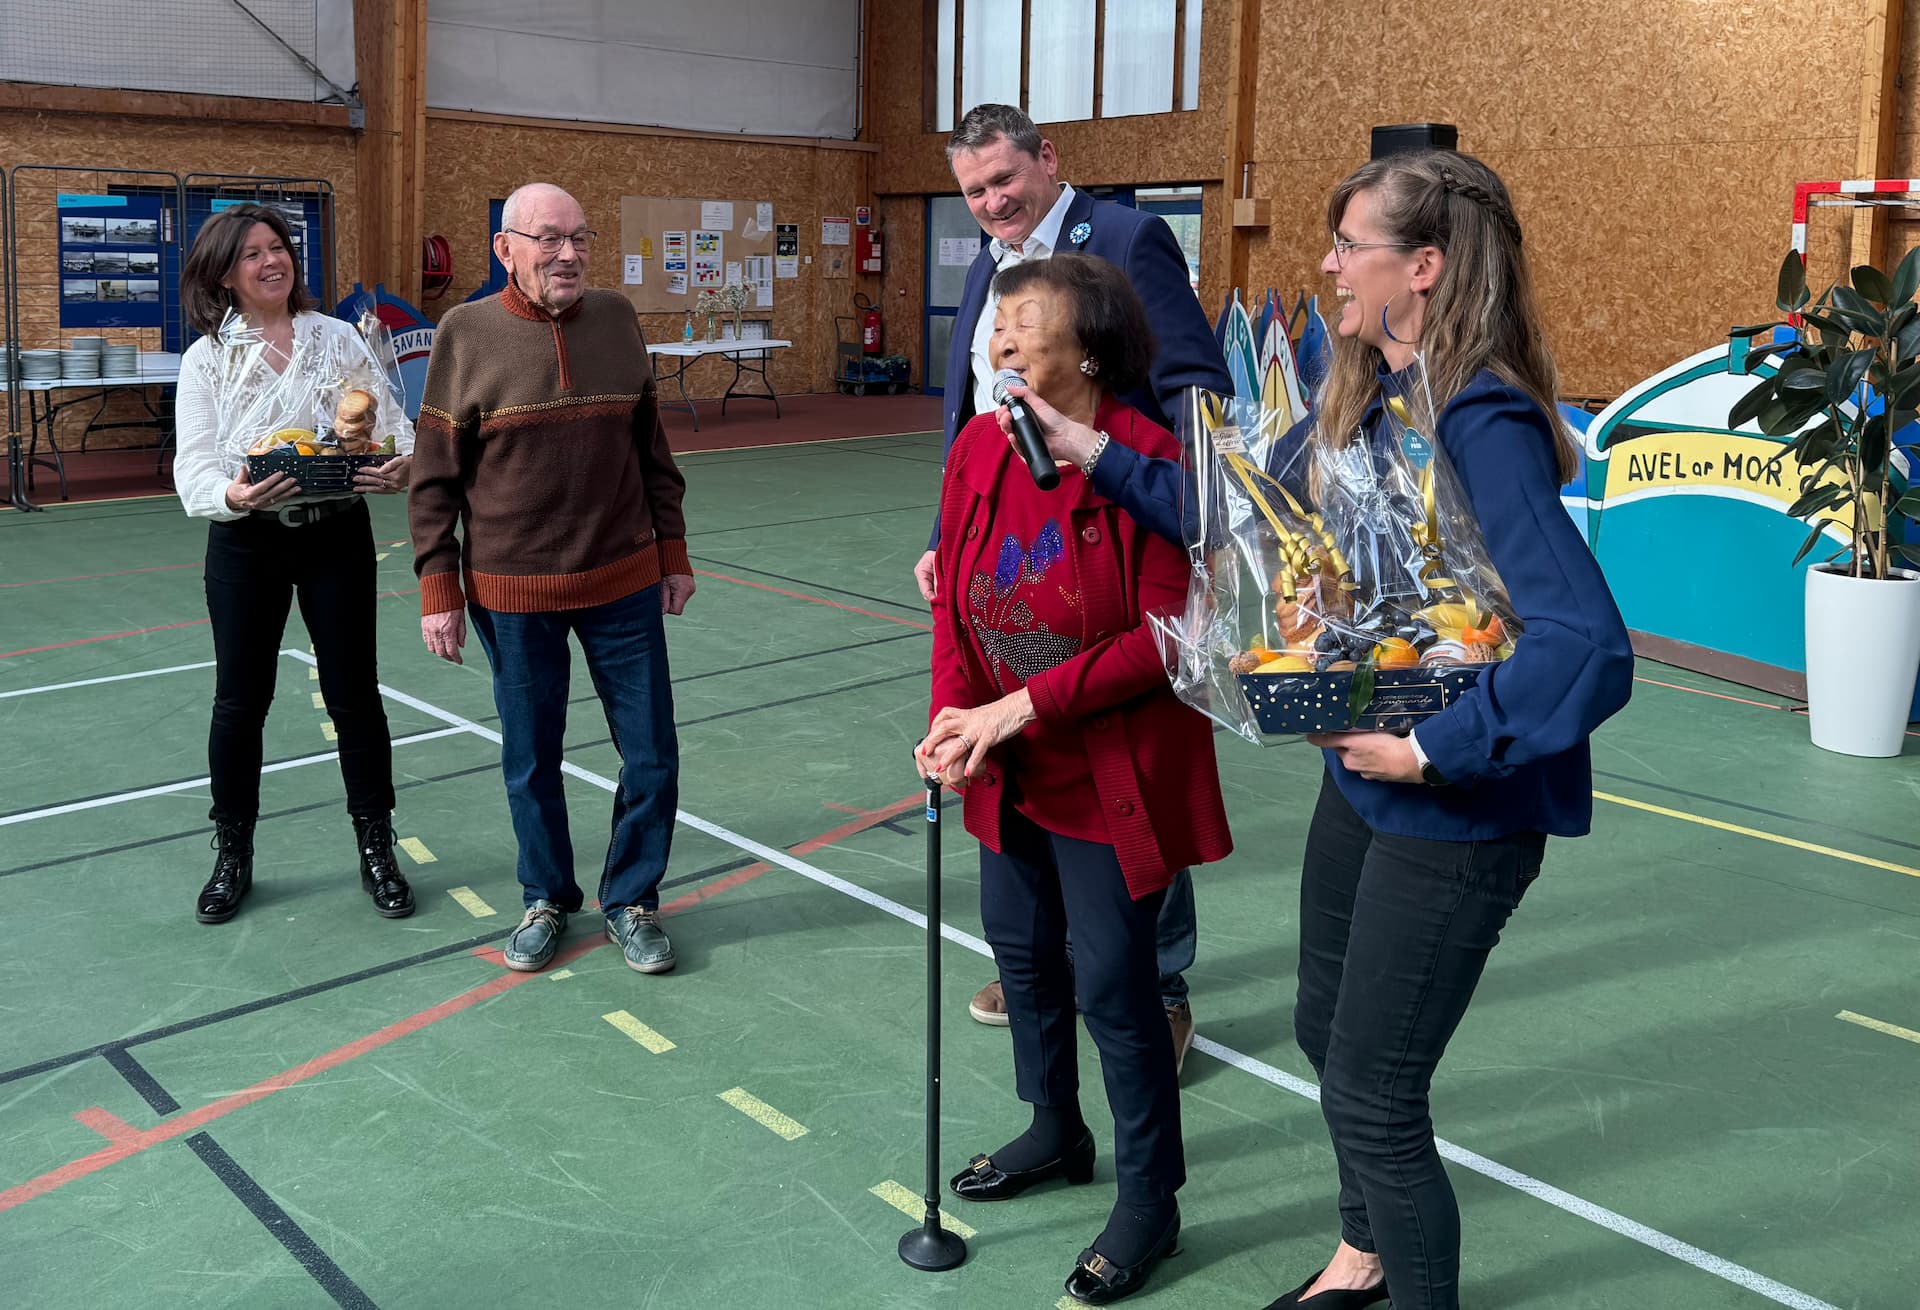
[692,568,932,632]
[73,1106,138,1145]
[0,562,198,590]
[1631,673,1920,738]
[1,620,210,660]
[1,792,923,1214]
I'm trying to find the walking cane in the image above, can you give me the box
[898,772,968,1272]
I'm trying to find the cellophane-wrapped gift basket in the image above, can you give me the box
[234,290,409,494]
[1154,359,1520,741]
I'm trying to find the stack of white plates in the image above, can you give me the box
[19,350,62,382]
[61,348,102,381]
[68,336,106,354]
[101,344,138,377]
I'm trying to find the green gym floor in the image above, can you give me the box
[1,431,1914,1310]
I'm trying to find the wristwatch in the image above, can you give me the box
[1408,729,1448,787]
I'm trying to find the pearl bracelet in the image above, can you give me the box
[1081,430,1111,478]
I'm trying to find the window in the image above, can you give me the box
[929,0,1200,130]
[1029,0,1095,123]
[1102,0,1174,119]
[1136,186,1202,292]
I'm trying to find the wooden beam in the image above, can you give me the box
[0,80,352,130]
[1171,0,1186,114]
[1852,0,1905,270]
[1217,0,1260,297]
[1092,0,1106,119]
[1019,0,1032,115]
[953,0,966,129]
[423,108,881,153]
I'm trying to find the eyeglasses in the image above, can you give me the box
[1330,237,1417,268]
[503,228,597,255]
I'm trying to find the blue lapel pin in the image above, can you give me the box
[1069,221,1091,247]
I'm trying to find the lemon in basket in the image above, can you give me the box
[248,428,319,456]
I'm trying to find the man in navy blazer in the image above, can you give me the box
[915,103,1230,1071]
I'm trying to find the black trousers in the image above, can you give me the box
[1294,773,1544,1310]
[203,500,394,825]
[978,803,1183,1205]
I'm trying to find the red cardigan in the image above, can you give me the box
[931,399,1232,900]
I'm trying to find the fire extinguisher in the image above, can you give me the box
[857,293,883,354]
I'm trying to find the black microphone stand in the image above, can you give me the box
[898,773,968,1272]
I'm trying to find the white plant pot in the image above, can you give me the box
[1804,564,1920,757]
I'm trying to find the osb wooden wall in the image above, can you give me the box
[868,1,1232,389]
[867,0,1920,404]
[1241,0,1865,400]
[419,117,874,402]
[1,108,359,450]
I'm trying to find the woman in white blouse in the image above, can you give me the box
[173,203,416,926]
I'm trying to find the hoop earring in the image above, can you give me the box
[1380,294,1416,345]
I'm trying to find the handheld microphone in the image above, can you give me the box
[991,369,1061,491]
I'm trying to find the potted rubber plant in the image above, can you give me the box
[1731,248,1920,756]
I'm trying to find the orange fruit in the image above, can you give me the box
[1373,638,1419,669]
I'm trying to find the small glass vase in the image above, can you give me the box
[732,310,745,340]
[704,314,717,343]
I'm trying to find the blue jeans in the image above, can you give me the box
[469,585,679,917]
[1064,866,1196,1009]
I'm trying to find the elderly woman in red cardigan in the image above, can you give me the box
[917,253,1232,1307]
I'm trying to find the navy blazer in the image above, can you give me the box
[929,188,1230,549]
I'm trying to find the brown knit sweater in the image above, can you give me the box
[409,279,690,615]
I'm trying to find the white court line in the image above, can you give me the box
[319,659,1840,1310]
[0,727,469,827]
[0,660,216,700]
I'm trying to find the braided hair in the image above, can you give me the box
[1313,150,1574,484]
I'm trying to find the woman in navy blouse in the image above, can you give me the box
[1260,153,1634,1309]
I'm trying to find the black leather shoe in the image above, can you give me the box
[197,821,254,924]
[354,816,415,919]
[1063,1208,1180,1305]
[949,1128,1096,1201]
[1262,1268,1391,1309]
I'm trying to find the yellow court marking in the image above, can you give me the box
[1057,1300,1079,1310]
[547,969,574,981]
[308,666,318,681]
[311,691,327,710]
[1594,791,1920,880]
[1837,1009,1920,1046]
[603,1010,676,1053]
[376,552,390,562]
[320,721,337,742]
[719,1087,808,1140]
[396,837,436,865]
[446,886,496,918]
[868,1180,977,1240]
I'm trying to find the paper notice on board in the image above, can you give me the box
[938,236,980,266]
[821,216,850,246]
[623,254,645,284]
[667,273,688,295]
[757,202,773,231]
[662,231,688,272]
[724,262,742,286]
[747,255,773,306]
[701,201,734,231]
[638,237,654,259]
[775,223,799,278]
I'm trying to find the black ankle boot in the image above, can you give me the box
[354,816,415,919]
[197,821,254,924]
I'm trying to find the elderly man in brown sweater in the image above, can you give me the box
[409,182,694,976]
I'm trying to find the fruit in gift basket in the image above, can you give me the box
[247,427,319,455]
[1229,651,1263,675]
[1373,638,1420,669]
[1460,613,1506,646]
[1254,654,1314,673]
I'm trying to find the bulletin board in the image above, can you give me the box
[617,195,779,315]
[57,193,168,329]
